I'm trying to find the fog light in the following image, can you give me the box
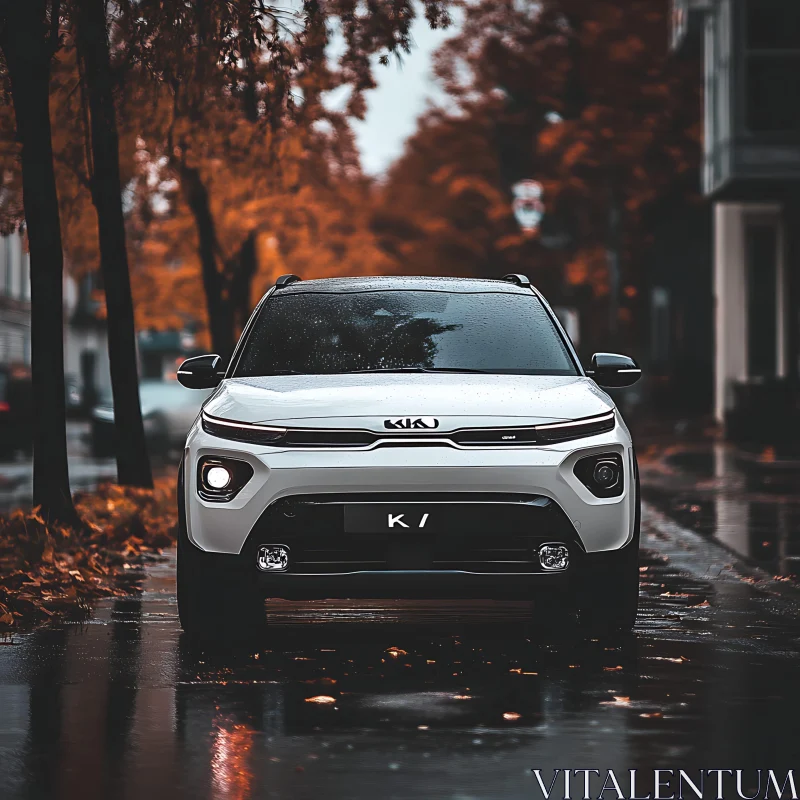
[538,543,569,571]
[592,460,620,489]
[206,465,232,489]
[257,545,290,572]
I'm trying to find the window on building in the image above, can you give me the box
[745,0,800,133]
[747,0,800,49]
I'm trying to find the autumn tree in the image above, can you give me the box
[1,12,157,491]
[0,0,82,525]
[376,0,702,350]
[124,0,451,359]
[131,119,396,343]
[72,0,152,488]
[531,0,702,345]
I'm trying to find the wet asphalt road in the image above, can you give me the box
[2,445,800,799]
[0,422,118,516]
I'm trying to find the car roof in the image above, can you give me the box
[272,275,535,296]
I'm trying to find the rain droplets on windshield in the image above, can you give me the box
[234,290,579,377]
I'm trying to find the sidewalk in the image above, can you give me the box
[636,426,800,580]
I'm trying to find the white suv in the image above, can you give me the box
[176,275,641,638]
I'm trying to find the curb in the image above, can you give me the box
[642,501,800,604]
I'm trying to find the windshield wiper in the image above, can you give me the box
[420,367,493,374]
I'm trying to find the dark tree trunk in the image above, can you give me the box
[74,0,152,488]
[228,231,258,336]
[179,164,237,360]
[0,0,81,525]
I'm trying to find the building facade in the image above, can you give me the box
[0,230,200,412]
[0,230,111,412]
[0,231,31,366]
[673,0,800,446]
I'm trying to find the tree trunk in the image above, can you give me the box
[74,0,152,488]
[0,1,81,525]
[606,173,622,349]
[228,231,258,337]
[179,164,237,360]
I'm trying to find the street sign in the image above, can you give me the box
[512,180,545,234]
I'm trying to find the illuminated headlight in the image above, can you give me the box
[205,465,232,489]
[197,457,253,502]
[538,543,570,571]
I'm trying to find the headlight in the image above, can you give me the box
[592,460,620,489]
[197,456,254,502]
[573,452,624,498]
[205,465,232,489]
[534,411,615,444]
[201,411,287,445]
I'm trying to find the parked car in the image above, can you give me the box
[0,364,33,458]
[176,274,642,640]
[90,380,211,457]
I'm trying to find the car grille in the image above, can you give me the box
[244,493,580,575]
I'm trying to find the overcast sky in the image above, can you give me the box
[351,15,457,176]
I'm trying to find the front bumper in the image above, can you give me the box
[255,569,575,599]
[183,415,637,557]
[183,532,636,600]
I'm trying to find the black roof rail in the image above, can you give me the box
[501,273,531,288]
[275,274,302,288]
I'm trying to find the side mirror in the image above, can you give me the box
[177,354,225,389]
[587,353,641,389]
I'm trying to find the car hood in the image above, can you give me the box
[203,374,614,431]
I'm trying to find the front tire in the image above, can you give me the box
[578,452,641,636]
[577,555,639,635]
[177,466,265,642]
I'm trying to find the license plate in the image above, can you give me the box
[344,504,436,533]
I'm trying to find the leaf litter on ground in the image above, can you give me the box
[0,477,177,631]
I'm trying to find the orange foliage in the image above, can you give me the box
[374,0,702,312]
[0,478,177,631]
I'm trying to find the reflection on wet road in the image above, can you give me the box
[2,504,800,799]
[641,441,800,577]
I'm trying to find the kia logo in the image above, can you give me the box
[384,417,440,430]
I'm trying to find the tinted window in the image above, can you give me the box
[747,0,800,50]
[235,290,578,377]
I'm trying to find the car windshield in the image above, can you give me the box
[234,290,579,377]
